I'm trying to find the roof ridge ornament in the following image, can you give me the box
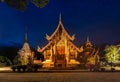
[71,34,75,41]
[59,13,62,22]
[25,33,28,43]
[87,36,90,43]
[37,46,42,52]
[25,27,28,43]
[46,34,50,40]
[85,36,93,47]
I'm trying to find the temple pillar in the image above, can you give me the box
[44,51,46,59]
[65,39,68,64]
[53,45,56,55]
[68,46,70,62]
[74,50,77,58]
[50,46,52,61]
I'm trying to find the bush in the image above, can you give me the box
[0,56,12,67]
[11,64,42,72]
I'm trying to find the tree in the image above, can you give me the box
[0,46,19,63]
[105,45,120,64]
[86,50,100,69]
[0,0,49,11]
[14,54,31,65]
[13,55,21,65]
[19,55,29,65]
[32,0,49,8]
[0,56,12,67]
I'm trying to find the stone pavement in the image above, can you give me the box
[0,72,120,82]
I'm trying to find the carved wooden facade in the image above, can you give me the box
[37,15,82,68]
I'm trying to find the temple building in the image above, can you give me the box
[79,37,100,68]
[18,33,34,65]
[83,37,94,56]
[37,15,83,68]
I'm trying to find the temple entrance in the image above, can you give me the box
[54,45,66,68]
[54,54,66,68]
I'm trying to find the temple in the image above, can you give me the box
[79,37,99,68]
[18,33,33,65]
[37,14,83,68]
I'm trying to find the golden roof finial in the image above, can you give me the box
[86,36,93,47]
[25,27,28,43]
[59,13,62,22]
[87,36,90,43]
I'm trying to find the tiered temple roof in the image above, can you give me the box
[38,14,82,53]
[46,14,75,41]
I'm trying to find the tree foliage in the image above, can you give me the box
[0,0,49,11]
[13,55,21,65]
[0,56,12,66]
[14,55,30,65]
[32,0,49,8]
[19,55,29,65]
[0,46,19,62]
[87,53,99,65]
[105,45,120,63]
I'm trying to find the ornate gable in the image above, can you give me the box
[46,14,75,41]
[38,14,81,54]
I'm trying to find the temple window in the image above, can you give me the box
[70,54,75,59]
[45,50,50,59]
[70,50,75,59]
[46,54,50,59]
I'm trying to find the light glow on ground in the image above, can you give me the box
[0,67,12,71]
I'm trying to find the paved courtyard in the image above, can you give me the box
[0,72,120,82]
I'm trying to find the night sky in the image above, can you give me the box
[0,0,120,48]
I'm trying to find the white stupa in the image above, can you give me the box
[18,33,33,65]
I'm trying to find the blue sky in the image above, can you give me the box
[0,0,120,48]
